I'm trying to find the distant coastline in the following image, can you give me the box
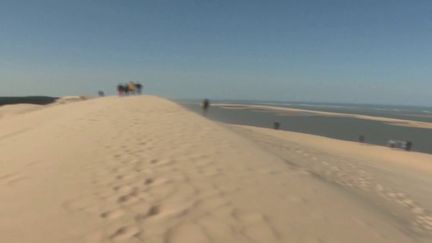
[180,100,432,154]
[0,96,58,106]
[214,103,432,129]
[178,99,432,122]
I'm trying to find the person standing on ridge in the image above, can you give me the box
[202,98,210,115]
[128,81,137,95]
[136,83,142,94]
[117,84,125,96]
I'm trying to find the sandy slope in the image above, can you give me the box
[0,96,89,120]
[0,104,43,119]
[230,125,432,237]
[0,96,429,243]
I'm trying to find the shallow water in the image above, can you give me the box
[181,102,432,155]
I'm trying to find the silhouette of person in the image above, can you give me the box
[136,83,142,94]
[124,84,130,95]
[128,82,136,95]
[406,141,412,151]
[117,85,124,96]
[202,99,210,115]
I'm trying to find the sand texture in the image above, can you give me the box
[0,104,42,119]
[0,96,430,243]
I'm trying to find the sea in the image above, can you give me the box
[179,100,432,155]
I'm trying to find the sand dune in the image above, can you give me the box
[230,125,432,236]
[0,104,43,119]
[0,96,430,242]
[0,96,89,120]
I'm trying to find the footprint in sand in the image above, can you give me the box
[100,208,125,220]
[117,188,140,204]
[0,173,26,186]
[134,205,161,221]
[148,205,160,217]
[145,178,154,185]
[110,226,141,242]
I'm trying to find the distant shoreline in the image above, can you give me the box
[180,101,432,154]
[214,103,432,129]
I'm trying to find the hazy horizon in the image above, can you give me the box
[3,95,431,109]
[1,0,431,106]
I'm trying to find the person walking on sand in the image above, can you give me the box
[136,83,142,94]
[202,98,210,115]
[124,84,130,95]
[117,84,125,96]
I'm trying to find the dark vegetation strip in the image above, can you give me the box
[0,96,58,106]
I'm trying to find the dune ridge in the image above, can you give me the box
[0,96,428,243]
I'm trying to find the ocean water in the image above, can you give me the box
[180,100,432,154]
[260,101,432,123]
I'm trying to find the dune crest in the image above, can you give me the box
[54,96,90,105]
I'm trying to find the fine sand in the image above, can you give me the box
[0,104,43,119]
[214,103,432,129]
[0,96,431,243]
[230,125,432,233]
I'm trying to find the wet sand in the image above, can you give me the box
[215,103,432,129]
[182,102,432,154]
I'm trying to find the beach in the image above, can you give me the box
[1,96,432,243]
[213,103,432,129]
[182,102,432,154]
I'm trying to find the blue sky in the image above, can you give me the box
[0,0,431,105]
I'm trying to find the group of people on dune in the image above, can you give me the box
[117,81,142,96]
